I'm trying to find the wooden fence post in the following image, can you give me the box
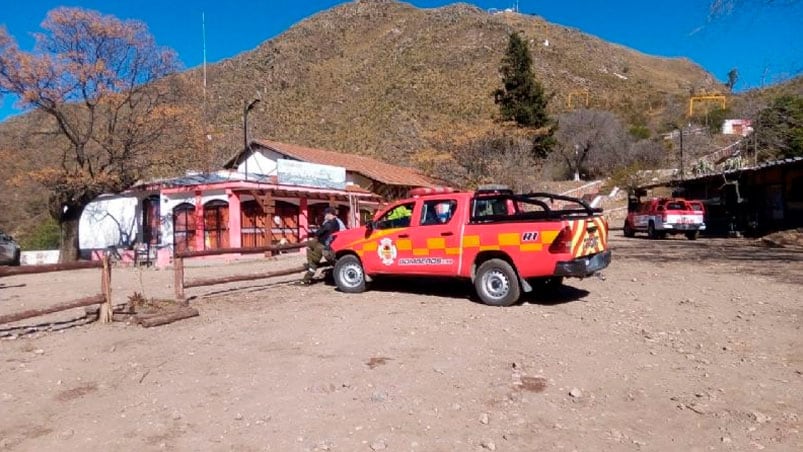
[174,256,185,302]
[99,256,113,323]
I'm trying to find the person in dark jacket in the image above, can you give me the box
[298,206,341,285]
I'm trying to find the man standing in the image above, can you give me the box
[298,207,341,285]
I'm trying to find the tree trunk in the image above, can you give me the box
[58,205,84,263]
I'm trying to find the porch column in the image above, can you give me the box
[353,198,361,228]
[227,189,242,249]
[299,197,309,241]
[194,191,205,251]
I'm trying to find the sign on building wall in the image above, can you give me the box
[277,159,346,190]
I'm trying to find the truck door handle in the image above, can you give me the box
[399,234,409,238]
[440,232,454,236]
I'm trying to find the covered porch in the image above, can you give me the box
[136,174,381,267]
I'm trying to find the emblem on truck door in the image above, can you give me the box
[378,238,398,266]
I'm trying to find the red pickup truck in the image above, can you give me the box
[329,187,611,306]
[623,197,706,240]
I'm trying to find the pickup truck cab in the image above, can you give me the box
[329,187,611,306]
[623,197,705,240]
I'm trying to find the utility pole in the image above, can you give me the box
[679,127,684,181]
[243,98,260,181]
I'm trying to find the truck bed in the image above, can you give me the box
[469,192,603,224]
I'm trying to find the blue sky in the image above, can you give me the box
[1,0,801,121]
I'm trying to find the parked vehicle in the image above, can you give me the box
[329,186,611,306]
[0,230,21,266]
[623,197,706,240]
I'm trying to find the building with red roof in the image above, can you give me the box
[79,139,435,267]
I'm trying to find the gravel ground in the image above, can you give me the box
[1,235,801,451]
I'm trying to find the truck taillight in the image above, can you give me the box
[661,214,667,222]
[549,226,572,254]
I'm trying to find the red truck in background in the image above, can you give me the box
[329,186,611,307]
[623,197,706,240]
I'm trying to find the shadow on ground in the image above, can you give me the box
[197,278,298,300]
[342,274,588,306]
[613,236,803,285]
[0,312,96,338]
[522,285,590,306]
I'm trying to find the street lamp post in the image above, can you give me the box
[243,98,261,181]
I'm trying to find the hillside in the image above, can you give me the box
[729,74,803,118]
[1,0,724,237]
[185,0,720,165]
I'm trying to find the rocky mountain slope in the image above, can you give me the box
[185,0,720,165]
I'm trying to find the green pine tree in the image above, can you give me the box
[494,32,554,158]
[756,95,803,159]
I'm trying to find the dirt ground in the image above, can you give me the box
[1,235,801,451]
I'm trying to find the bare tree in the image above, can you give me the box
[625,139,666,168]
[554,109,630,181]
[427,131,539,191]
[0,8,186,261]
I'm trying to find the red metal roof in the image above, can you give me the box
[252,139,436,189]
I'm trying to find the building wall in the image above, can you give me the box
[237,151,279,176]
[79,195,141,250]
[679,162,803,235]
[160,190,228,249]
[347,172,372,188]
[721,119,753,136]
[81,187,361,255]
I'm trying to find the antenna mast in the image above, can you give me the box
[202,12,210,172]
[202,12,208,102]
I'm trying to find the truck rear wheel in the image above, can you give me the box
[475,259,521,307]
[623,222,635,238]
[686,231,699,240]
[647,221,658,240]
[333,255,367,293]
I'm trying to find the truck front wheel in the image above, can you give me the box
[333,255,367,293]
[475,259,521,307]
